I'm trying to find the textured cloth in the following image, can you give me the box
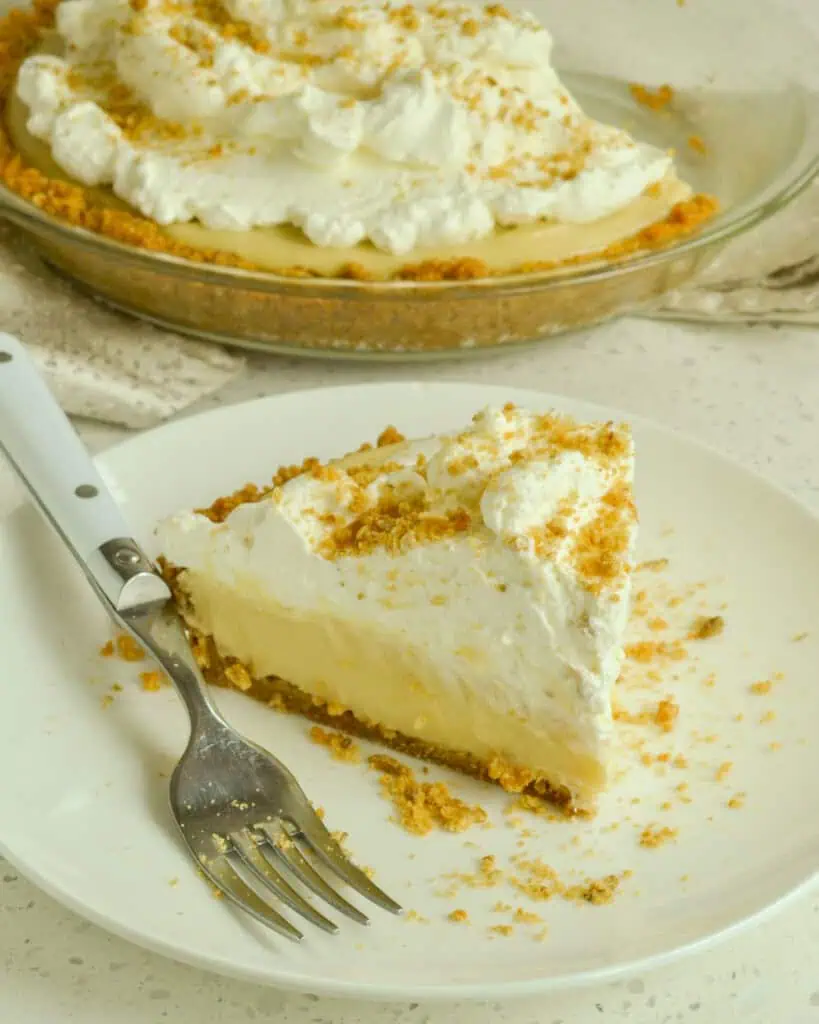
[0,223,244,429]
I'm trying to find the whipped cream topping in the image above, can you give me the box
[16,0,674,254]
[156,406,637,752]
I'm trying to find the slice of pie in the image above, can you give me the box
[156,405,637,810]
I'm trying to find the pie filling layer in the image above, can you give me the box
[175,575,608,805]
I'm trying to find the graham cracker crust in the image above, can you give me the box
[183,622,575,812]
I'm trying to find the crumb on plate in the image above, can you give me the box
[309,725,362,763]
[139,670,163,691]
[368,754,488,836]
[639,824,678,848]
[116,633,146,662]
[688,615,724,640]
[629,82,675,111]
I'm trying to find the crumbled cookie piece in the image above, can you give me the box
[368,755,488,836]
[139,670,163,691]
[654,698,679,733]
[116,633,145,662]
[688,615,724,640]
[639,824,678,848]
[629,82,674,111]
[309,725,362,763]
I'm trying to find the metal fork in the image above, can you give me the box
[0,333,401,941]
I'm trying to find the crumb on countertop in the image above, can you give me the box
[448,908,469,923]
[749,680,772,695]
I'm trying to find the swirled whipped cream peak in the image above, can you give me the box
[14,0,677,253]
[156,405,638,806]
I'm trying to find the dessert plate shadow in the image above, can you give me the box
[1,381,818,1001]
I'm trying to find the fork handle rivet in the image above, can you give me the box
[114,548,142,567]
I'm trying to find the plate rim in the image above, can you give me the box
[1,378,818,1001]
[0,832,816,1002]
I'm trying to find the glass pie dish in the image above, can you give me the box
[0,0,817,358]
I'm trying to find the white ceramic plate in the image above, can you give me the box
[1,382,818,1001]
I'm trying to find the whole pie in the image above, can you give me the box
[0,0,717,282]
[156,405,637,810]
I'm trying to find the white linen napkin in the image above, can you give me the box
[0,222,245,430]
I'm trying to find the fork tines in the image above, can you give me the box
[194,813,401,941]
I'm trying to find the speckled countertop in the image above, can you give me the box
[2,317,819,1022]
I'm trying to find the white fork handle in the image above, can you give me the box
[0,333,150,607]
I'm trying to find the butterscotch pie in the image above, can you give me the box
[0,0,717,283]
[156,405,637,810]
